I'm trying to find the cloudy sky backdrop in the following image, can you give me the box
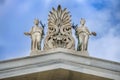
[0,0,120,62]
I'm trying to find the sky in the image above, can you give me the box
[0,0,120,62]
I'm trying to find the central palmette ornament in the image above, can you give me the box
[44,5,75,50]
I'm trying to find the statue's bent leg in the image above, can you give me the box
[77,35,82,51]
[77,38,81,51]
[35,36,39,50]
[79,35,83,51]
[34,41,37,50]
[31,35,36,51]
[31,40,34,50]
[84,35,89,51]
[37,36,41,50]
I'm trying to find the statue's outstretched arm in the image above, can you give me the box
[24,27,33,36]
[24,32,31,36]
[85,27,91,35]
[84,27,96,36]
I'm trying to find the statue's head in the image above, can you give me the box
[34,19,39,25]
[80,18,86,25]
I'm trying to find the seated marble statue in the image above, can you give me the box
[76,18,96,51]
[24,19,43,51]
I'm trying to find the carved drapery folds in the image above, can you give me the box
[43,5,75,50]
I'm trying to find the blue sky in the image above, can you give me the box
[0,0,120,62]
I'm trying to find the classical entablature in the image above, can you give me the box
[0,50,120,80]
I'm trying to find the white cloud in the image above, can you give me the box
[70,0,120,62]
[89,28,120,62]
[0,0,120,62]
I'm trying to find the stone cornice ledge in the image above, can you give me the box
[0,48,120,80]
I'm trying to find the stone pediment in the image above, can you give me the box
[0,49,120,80]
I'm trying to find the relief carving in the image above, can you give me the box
[43,5,75,50]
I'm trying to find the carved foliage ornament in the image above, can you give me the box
[44,5,75,50]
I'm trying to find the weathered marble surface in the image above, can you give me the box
[24,19,44,51]
[44,5,75,50]
[0,50,120,80]
[73,18,96,51]
[24,5,97,56]
[30,48,89,56]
